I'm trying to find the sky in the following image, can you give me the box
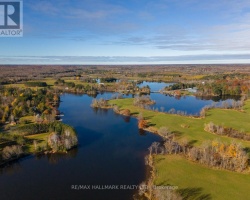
[1,0,250,64]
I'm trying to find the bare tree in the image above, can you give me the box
[158,127,171,138]
[151,142,160,154]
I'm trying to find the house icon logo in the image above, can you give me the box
[0,1,23,37]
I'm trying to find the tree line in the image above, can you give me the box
[196,80,249,96]
[204,122,250,141]
[147,127,249,172]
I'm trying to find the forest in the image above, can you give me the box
[0,85,78,165]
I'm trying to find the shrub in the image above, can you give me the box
[138,120,147,129]
[2,145,23,160]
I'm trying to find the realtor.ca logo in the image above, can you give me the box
[0,1,23,37]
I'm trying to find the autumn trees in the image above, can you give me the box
[48,128,78,152]
[138,120,148,129]
[1,145,23,161]
[120,109,131,116]
[0,86,78,163]
[91,98,109,108]
[196,79,250,96]
[147,138,249,172]
[146,124,249,172]
[204,122,250,141]
[0,87,60,124]
[187,140,249,172]
[158,127,172,138]
[165,79,249,97]
[134,96,155,108]
[137,112,148,129]
[11,122,78,153]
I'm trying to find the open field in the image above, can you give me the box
[109,99,250,148]
[25,133,49,153]
[19,116,35,124]
[3,78,112,89]
[154,155,250,200]
[110,98,250,199]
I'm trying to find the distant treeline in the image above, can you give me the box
[100,78,117,83]
[165,80,249,96]
[202,73,249,80]
[196,80,249,96]
[165,83,196,90]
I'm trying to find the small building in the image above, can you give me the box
[187,87,197,93]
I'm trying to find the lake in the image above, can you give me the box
[0,94,161,200]
[138,81,173,92]
[0,82,241,200]
[138,82,240,115]
[149,93,239,115]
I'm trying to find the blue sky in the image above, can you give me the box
[1,0,250,64]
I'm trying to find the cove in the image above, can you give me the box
[0,94,161,200]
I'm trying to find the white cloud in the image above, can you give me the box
[1,54,250,64]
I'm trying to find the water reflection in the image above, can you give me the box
[36,148,78,165]
[138,81,173,91]
[0,149,79,175]
[92,107,109,116]
[0,160,22,175]
[87,93,98,98]
[149,93,238,115]
[122,115,131,123]
[138,129,147,136]
[196,95,241,101]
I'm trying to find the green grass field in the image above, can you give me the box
[25,133,49,153]
[110,98,250,199]
[19,116,35,124]
[109,99,250,148]
[154,155,250,200]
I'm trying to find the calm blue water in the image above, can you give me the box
[0,94,160,200]
[134,82,239,115]
[97,92,133,100]
[138,81,173,92]
[149,93,237,115]
[96,91,237,116]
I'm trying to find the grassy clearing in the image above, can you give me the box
[25,133,49,153]
[154,155,250,200]
[19,116,35,124]
[4,83,26,88]
[40,78,104,87]
[109,99,250,148]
